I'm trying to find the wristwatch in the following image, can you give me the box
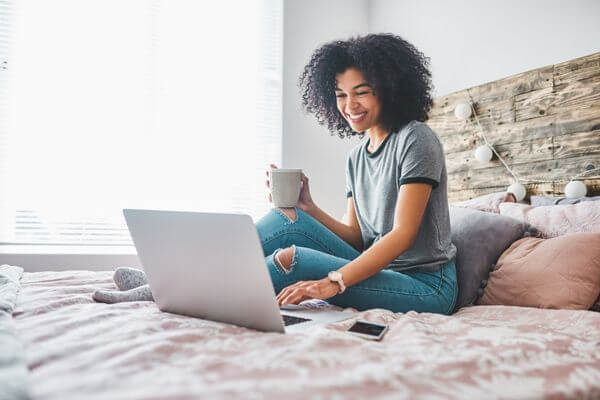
[327,270,346,294]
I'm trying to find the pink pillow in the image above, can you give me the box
[592,297,600,312]
[476,233,600,310]
[499,201,600,238]
[452,191,515,214]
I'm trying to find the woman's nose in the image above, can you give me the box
[347,96,360,110]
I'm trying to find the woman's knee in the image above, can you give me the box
[274,245,296,272]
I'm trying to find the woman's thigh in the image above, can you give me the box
[335,260,459,315]
[256,207,360,261]
[266,244,458,315]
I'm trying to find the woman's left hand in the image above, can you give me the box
[276,278,340,306]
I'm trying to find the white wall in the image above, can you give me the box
[283,0,369,220]
[283,0,600,219]
[369,0,600,97]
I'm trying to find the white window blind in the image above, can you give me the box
[0,0,282,250]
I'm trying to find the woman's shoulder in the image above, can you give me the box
[397,119,437,138]
[393,120,444,158]
[396,120,441,145]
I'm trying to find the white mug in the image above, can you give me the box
[270,168,302,207]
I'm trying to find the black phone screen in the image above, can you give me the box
[348,321,386,336]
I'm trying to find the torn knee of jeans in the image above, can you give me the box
[274,245,296,274]
[274,207,297,223]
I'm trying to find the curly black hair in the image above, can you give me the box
[298,33,434,139]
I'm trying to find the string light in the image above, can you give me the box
[474,144,493,162]
[565,180,587,198]
[454,102,472,120]
[454,90,597,200]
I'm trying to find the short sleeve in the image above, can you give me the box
[345,153,354,198]
[398,123,444,189]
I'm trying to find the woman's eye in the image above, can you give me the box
[335,94,346,98]
[357,92,369,95]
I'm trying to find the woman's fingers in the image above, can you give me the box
[265,178,271,203]
[266,164,278,176]
[277,286,296,304]
[279,288,303,305]
[277,282,313,305]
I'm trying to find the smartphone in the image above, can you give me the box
[347,320,388,341]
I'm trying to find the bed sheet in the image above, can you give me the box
[11,269,600,400]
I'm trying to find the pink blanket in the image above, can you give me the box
[13,270,600,400]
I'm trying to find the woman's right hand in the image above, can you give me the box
[266,164,316,213]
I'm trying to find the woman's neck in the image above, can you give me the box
[366,126,389,151]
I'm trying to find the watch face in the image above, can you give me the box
[328,271,341,280]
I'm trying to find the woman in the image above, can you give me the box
[258,33,458,314]
[94,33,458,315]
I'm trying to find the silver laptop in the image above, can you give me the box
[122,209,356,333]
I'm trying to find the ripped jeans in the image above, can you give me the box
[255,207,458,315]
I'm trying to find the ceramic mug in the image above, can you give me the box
[270,168,302,207]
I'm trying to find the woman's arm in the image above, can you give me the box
[275,182,433,306]
[271,164,362,251]
[337,183,432,287]
[304,198,363,252]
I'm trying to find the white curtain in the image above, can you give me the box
[0,0,282,247]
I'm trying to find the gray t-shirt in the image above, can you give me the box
[345,120,457,273]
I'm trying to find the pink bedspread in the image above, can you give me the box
[13,270,600,400]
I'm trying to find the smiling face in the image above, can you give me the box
[335,67,382,133]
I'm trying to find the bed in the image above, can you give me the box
[3,53,600,400]
[2,267,600,400]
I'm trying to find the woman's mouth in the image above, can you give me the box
[347,112,367,123]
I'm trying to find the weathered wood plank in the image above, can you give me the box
[448,176,600,201]
[431,126,479,154]
[438,104,600,154]
[428,97,514,137]
[448,182,555,202]
[553,129,600,159]
[554,52,600,85]
[447,154,599,191]
[429,66,553,118]
[554,68,600,85]
[515,80,600,121]
[514,87,554,121]
[554,52,600,74]
[447,186,508,203]
[471,97,515,129]
[429,89,471,118]
[552,178,600,196]
[444,136,554,174]
[515,155,599,182]
[466,65,553,98]
[426,118,478,138]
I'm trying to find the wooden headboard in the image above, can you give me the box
[427,52,600,202]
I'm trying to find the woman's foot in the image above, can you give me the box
[113,266,148,291]
[93,284,154,303]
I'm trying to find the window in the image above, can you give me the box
[0,0,282,252]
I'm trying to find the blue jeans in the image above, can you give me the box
[256,207,458,315]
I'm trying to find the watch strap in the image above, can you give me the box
[328,271,346,294]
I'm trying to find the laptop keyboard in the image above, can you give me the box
[282,314,311,326]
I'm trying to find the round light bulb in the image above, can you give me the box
[507,182,526,202]
[474,145,493,162]
[564,180,587,198]
[454,102,472,120]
